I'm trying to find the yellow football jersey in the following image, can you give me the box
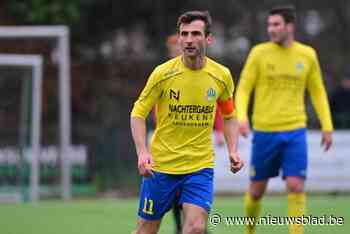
[131,56,234,174]
[236,42,333,132]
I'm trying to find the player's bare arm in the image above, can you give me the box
[130,116,154,177]
[223,116,244,173]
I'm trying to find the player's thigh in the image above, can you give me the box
[135,217,161,234]
[282,128,308,179]
[138,172,179,220]
[182,203,208,234]
[250,131,283,180]
[179,168,214,214]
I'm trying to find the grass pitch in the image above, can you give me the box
[0,195,348,234]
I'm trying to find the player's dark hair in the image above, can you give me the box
[177,11,212,37]
[269,5,296,24]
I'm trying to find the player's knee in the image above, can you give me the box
[287,184,304,193]
[251,192,263,201]
[250,190,264,201]
[184,218,206,234]
[135,227,158,234]
[286,178,304,193]
[249,181,267,200]
[136,219,160,234]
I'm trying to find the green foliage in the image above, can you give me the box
[8,0,81,26]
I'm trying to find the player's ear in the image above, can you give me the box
[206,33,213,45]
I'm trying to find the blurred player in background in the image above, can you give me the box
[235,5,333,234]
[166,34,181,58]
[131,10,243,234]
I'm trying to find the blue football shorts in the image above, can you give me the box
[138,168,213,220]
[250,128,307,181]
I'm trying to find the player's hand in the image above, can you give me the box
[137,152,154,178]
[239,121,251,138]
[229,152,244,173]
[321,131,332,152]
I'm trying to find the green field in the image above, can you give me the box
[0,195,348,234]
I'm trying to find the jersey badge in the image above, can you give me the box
[296,62,304,73]
[206,88,216,102]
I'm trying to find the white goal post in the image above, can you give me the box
[0,54,42,202]
[0,26,72,201]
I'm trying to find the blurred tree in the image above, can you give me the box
[7,0,81,26]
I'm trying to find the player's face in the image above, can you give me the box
[267,14,290,44]
[178,20,210,59]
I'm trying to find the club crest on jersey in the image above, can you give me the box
[296,62,304,72]
[206,88,216,102]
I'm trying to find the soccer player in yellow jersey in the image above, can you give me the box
[235,6,333,234]
[130,11,243,234]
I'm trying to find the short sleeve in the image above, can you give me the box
[218,68,234,102]
[131,67,162,119]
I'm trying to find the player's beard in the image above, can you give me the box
[270,31,289,45]
[184,47,198,58]
[187,45,206,60]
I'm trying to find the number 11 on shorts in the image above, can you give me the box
[143,198,154,215]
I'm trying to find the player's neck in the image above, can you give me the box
[182,55,206,70]
[280,36,294,48]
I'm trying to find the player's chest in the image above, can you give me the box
[260,54,309,81]
[160,76,221,105]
